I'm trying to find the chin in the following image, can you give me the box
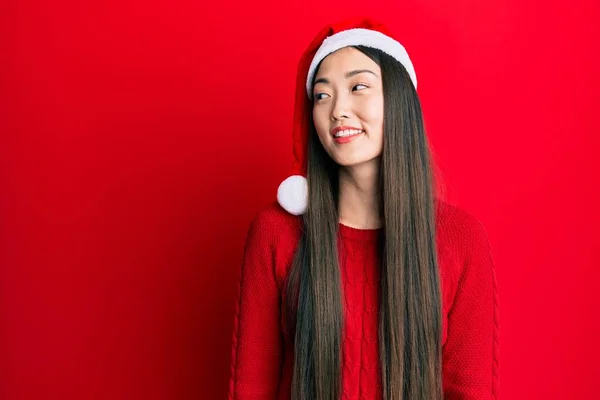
[334,155,381,168]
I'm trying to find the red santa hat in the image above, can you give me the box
[276,17,418,215]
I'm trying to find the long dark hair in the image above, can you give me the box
[284,45,443,400]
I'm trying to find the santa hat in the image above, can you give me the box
[276,17,418,215]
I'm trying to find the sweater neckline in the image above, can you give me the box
[338,222,382,242]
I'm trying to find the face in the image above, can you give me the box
[311,46,384,168]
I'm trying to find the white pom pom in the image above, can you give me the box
[277,175,308,215]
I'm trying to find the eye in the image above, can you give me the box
[314,92,330,101]
[353,83,369,91]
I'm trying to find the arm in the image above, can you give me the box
[442,219,500,399]
[228,212,284,399]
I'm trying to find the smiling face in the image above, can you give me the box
[311,46,384,168]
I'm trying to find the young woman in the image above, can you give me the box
[228,17,499,400]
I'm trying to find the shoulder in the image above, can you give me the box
[244,201,303,287]
[435,199,492,260]
[434,201,498,331]
[247,201,303,242]
[434,200,495,301]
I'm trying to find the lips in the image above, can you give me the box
[331,125,364,137]
[333,128,365,144]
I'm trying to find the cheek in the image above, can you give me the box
[312,107,330,139]
[360,96,384,132]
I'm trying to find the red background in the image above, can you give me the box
[1,0,599,398]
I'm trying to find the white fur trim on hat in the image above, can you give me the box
[277,175,308,216]
[306,28,417,98]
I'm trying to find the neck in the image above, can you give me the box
[337,160,382,229]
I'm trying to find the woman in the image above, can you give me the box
[228,17,499,400]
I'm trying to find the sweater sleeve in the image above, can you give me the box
[442,217,500,399]
[228,212,284,399]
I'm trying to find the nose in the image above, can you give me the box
[330,92,352,121]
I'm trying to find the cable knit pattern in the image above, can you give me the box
[339,226,382,399]
[228,200,499,399]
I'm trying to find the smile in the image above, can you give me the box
[333,128,364,138]
[333,130,364,144]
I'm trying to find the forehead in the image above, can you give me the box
[314,46,381,78]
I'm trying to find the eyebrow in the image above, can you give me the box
[313,69,379,86]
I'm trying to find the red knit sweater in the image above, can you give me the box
[228,201,499,399]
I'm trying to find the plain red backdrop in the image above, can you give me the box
[1,0,599,398]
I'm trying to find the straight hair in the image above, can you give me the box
[284,45,443,400]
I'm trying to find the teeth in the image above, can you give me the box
[334,129,363,138]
